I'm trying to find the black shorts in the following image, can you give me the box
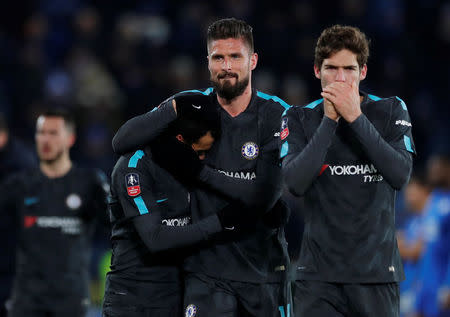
[183,273,290,317]
[292,280,399,317]
[102,275,182,317]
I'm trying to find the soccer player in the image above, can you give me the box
[413,154,450,317]
[103,95,249,316]
[281,25,416,316]
[112,18,291,317]
[396,173,430,316]
[0,110,109,317]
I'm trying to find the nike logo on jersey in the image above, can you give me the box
[192,104,201,109]
[224,226,235,231]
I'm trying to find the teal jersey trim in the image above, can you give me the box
[133,196,149,215]
[404,135,414,153]
[396,96,408,110]
[128,150,145,168]
[256,91,291,110]
[280,141,289,158]
[180,87,213,96]
[304,98,323,109]
[368,94,381,101]
[156,198,168,203]
[24,197,39,206]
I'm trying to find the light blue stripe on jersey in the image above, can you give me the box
[280,141,289,158]
[133,196,149,215]
[368,94,381,101]
[150,107,158,112]
[404,135,414,153]
[256,91,291,110]
[278,304,290,317]
[128,150,144,168]
[396,96,408,110]
[180,87,213,95]
[304,98,323,109]
[156,198,168,203]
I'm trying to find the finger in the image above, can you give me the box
[321,91,337,103]
[172,99,177,114]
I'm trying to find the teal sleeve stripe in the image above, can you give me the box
[150,107,158,112]
[278,305,290,317]
[156,198,168,203]
[256,91,291,110]
[403,135,414,153]
[304,98,323,109]
[180,87,213,95]
[128,150,145,168]
[368,94,381,101]
[133,196,149,215]
[280,141,289,158]
[396,96,408,110]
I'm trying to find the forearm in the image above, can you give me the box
[282,116,337,196]
[133,213,222,253]
[350,114,413,189]
[112,101,176,154]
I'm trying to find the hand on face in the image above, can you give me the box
[321,80,361,123]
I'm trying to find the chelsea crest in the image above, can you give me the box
[241,142,259,160]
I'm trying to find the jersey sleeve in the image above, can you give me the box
[349,97,414,190]
[281,107,338,196]
[112,99,176,154]
[385,97,416,155]
[0,173,22,230]
[90,169,110,224]
[113,153,222,253]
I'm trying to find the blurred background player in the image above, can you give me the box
[397,172,430,317]
[282,25,415,317]
[111,18,291,317]
[0,109,109,317]
[412,154,450,317]
[0,113,37,317]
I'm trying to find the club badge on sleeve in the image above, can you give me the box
[280,117,289,140]
[125,173,141,196]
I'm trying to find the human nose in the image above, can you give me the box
[222,57,232,70]
[335,68,346,82]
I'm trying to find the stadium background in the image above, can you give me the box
[0,0,448,316]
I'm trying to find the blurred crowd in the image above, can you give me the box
[0,0,448,176]
[0,0,449,315]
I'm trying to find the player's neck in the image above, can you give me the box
[217,84,252,117]
[40,154,72,178]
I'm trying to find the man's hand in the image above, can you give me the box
[323,98,340,122]
[321,80,362,123]
[173,93,215,118]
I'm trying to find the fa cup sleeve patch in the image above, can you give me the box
[125,173,141,196]
[281,117,289,140]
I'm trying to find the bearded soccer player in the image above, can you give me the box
[111,18,291,317]
[0,110,109,317]
[281,25,416,317]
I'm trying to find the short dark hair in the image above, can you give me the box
[207,18,254,53]
[38,109,76,133]
[314,25,370,68]
[170,112,220,145]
